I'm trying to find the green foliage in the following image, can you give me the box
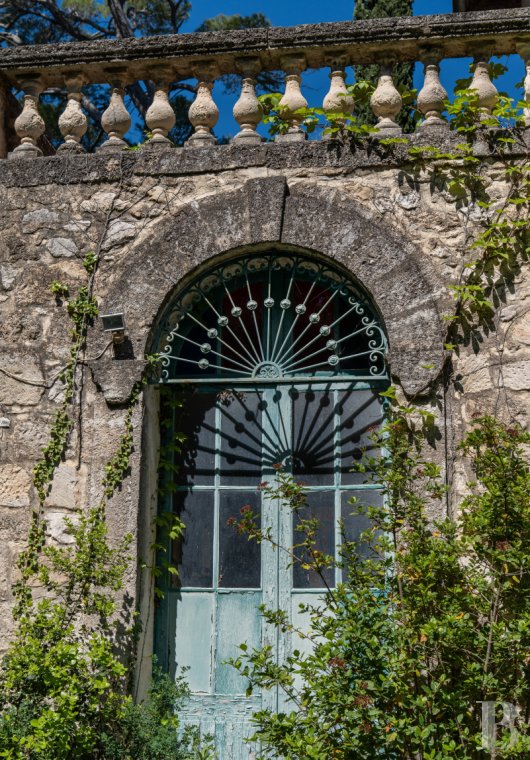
[195,12,270,32]
[353,0,414,130]
[405,79,530,352]
[150,387,188,597]
[231,412,530,758]
[0,0,191,44]
[1,258,210,757]
[0,505,209,759]
[354,0,412,17]
[258,85,378,142]
[49,281,69,298]
[96,667,215,760]
[260,70,530,358]
[0,503,133,758]
[101,380,142,499]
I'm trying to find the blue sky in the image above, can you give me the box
[180,0,453,30]
[174,0,523,141]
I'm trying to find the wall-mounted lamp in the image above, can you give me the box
[101,311,126,344]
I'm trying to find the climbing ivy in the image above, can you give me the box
[142,386,187,599]
[1,255,212,758]
[259,63,530,381]
[403,86,530,359]
[14,253,99,616]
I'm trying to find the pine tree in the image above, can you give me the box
[353,0,415,130]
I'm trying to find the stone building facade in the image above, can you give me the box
[0,7,529,758]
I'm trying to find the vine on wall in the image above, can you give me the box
[0,254,212,758]
[260,68,530,387]
[14,252,99,617]
[226,67,530,759]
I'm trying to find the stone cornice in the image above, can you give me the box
[0,134,528,188]
[0,9,529,86]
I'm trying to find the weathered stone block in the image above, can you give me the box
[45,510,77,545]
[101,220,137,251]
[89,359,146,405]
[22,208,60,234]
[0,508,30,543]
[45,463,86,510]
[46,237,79,258]
[64,219,92,232]
[0,264,19,290]
[0,360,45,406]
[503,361,530,391]
[0,464,31,508]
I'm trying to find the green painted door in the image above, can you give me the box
[155,382,384,759]
[152,251,388,758]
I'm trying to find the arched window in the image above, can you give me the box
[152,251,388,759]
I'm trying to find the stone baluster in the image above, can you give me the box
[58,71,88,153]
[145,66,176,148]
[470,54,498,121]
[275,55,308,143]
[187,62,219,147]
[517,43,530,127]
[99,69,131,152]
[12,75,45,158]
[323,56,354,138]
[417,51,448,133]
[370,63,403,136]
[233,57,263,145]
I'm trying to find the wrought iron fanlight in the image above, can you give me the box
[154,253,388,383]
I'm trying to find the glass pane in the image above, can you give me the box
[219,491,261,588]
[173,490,214,588]
[214,592,262,695]
[341,490,383,581]
[293,490,335,589]
[219,391,263,486]
[262,388,289,473]
[338,390,384,485]
[290,388,335,485]
[174,392,217,487]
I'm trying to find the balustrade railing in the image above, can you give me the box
[0,8,529,159]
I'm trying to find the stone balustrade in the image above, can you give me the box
[0,7,530,158]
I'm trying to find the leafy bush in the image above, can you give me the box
[0,503,212,759]
[232,413,530,759]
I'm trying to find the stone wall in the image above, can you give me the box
[0,141,528,688]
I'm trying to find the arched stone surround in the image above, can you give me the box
[96,175,444,398]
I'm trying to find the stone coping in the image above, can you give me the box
[0,9,529,86]
[0,133,528,187]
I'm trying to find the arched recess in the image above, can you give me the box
[103,177,446,724]
[96,175,444,400]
